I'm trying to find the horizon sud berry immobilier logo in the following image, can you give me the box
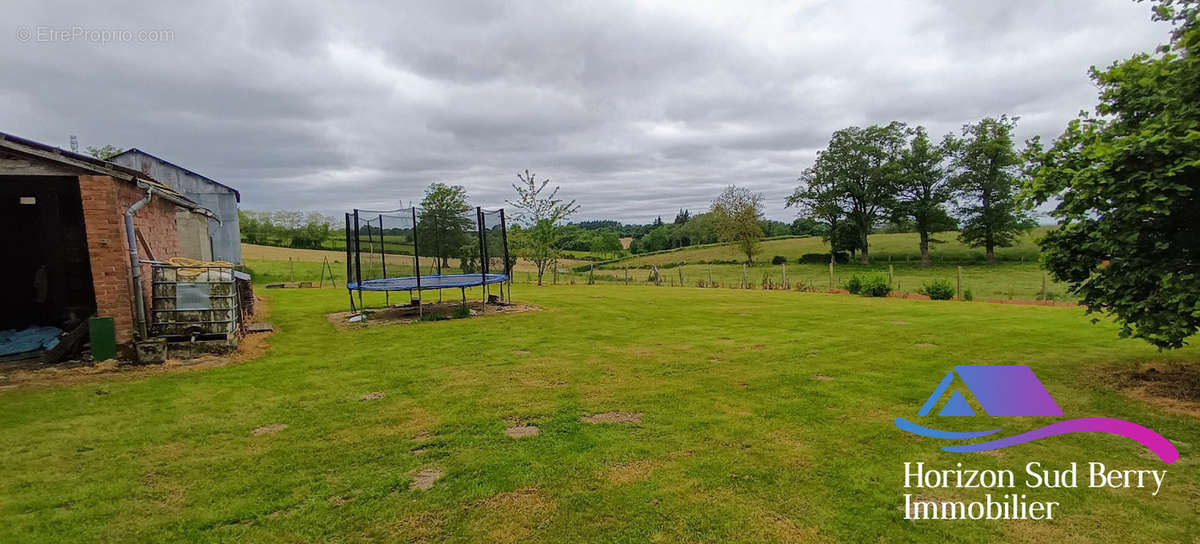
[895,365,1178,464]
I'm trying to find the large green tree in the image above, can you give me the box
[1024,1,1199,349]
[791,123,906,264]
[418,182,473,270]
[710,186,765,264]
[894,126,957,266]
[946,115,1033,264]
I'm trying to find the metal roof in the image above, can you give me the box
[108,148,241,201]
[0,130,217,219]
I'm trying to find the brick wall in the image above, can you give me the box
[79,175,180,345]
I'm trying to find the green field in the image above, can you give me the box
[1,285,1196,542]
[614,228,1051,268]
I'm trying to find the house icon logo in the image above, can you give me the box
[895,365,1179,464]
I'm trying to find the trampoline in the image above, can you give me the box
[343,204,511,316]
[347,273,508,292]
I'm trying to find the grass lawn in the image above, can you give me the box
[579,262,1070,302]
[1,285,1196,542]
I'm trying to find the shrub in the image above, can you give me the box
[920,279,955,300]
[771,255,787,265]
[963,288,974,301]
[844,274,864,294]
[859,274,891,297]
[799,252,849,264]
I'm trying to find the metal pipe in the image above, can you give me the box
[125,187,154,339]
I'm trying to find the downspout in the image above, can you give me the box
[125,187,154,339]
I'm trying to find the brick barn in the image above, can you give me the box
[0,131,220,355]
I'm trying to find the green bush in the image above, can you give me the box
[844,274,864,294]
[771,255,787,265]
[920,279,955,300]
[963,288,974,301]
[859,274,891,297]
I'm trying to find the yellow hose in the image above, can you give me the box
[166,257,233,279]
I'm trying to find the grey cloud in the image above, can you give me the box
[0,0,1173,222]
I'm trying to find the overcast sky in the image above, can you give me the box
[1,0,1171,222]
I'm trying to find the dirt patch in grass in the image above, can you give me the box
[914,342,937,348]
[752,512,830,544]
[505,425,540,438]
[607,459,653,485]
[512,350,531,355]
[410,468,443,490]
[328,495,353,507]
[326,301,540,330]
[0,297,277,392]
[360,392,385,400]
[467,487,556,543]
[252,423,288,436]
[582,411,642,424]
[1095,362,1200,417]
[813,374,834,381]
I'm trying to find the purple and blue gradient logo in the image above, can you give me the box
[895,365,1178,464]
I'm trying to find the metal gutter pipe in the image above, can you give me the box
[125,187,154,339]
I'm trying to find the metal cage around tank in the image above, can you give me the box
[343,206,511,313]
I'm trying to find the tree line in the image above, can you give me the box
[788,116,1034,266]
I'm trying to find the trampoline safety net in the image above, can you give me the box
[344,206,510,311]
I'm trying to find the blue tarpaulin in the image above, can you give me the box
[0,326,62,356]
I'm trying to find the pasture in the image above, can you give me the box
[0,284,1196,542]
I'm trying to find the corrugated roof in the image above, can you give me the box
[108,148,241,202]
[0,130,216,218]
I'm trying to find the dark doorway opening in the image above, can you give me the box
[0,176,96,331]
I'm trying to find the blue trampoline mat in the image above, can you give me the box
[348,273,508,291]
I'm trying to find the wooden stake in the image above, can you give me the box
[782,262,788,289]
[1041,272,1048,301]
[828,255,835,289]
[956,266,963,300]
[677,266,684,287]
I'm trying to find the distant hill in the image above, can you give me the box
[609,227,1051,267]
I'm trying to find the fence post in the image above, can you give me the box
[782,262,788,289]
[956,266,963,300]
[1041,272,1048,301]
[678,265,684,287]
[828,255,835,290]
[624,266,629,286]
[888,264,894,288]
[589,263,594,285]
[707,264,713,287]
[741,264,748,289]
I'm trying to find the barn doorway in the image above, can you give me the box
[0,176,96,332]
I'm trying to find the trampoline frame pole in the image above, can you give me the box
[379,213,389,307]
[476,207,487,304]
[499,208,510,302]
[411,207,422,319]
[345,212,355,312]
[480,207,490,302]
[353,209,364,311]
